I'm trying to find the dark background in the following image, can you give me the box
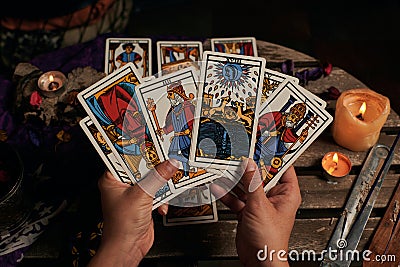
[128,0,400,114]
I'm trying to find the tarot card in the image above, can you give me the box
[163,184,218,226]
[189,51,266,172]
[79,116,176,209]
[105,38,152,78]
[262,68,326,108]
[78,63,162,185]
[211,37,258,56]
[79,116,132,184]
[156,41,203,75]
[255,80,333,192]
[135,66,219,192]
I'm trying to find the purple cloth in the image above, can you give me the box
[0,248,26,267]
[281,59,332,85]
[0,33,121,267]
[30,33,116,74]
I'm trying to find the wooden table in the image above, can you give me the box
[23,40,400,267]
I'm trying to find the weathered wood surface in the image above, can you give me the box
[24,40,400,263]
[364,180,400,266]
[216,174,400,212]
[144,218,379,259]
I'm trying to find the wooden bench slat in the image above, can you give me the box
[293,133,400,168]
[144,218,380,259]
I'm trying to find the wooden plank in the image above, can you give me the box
[304,67,366,94]
[298,174,400,210]
[215,174,399,211]
[256,40,317,62]
[144,218,380,259]
[293,133,400,168]
[364,180,400,266]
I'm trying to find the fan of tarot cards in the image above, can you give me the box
[77,37,332,226]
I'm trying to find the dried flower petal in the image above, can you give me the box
[30,91,42,108]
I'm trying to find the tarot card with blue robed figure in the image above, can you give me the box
[156,40,203,75]
[77,63,166,186]
[210,37,258,56]
[105,38,152,78]
[79,116,175,210]
[189,51,266,172]
[135,66,220,193]
[256,80,332,192]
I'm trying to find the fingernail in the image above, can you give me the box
[241,158,257,172]
[248,171,262,193]
[159,205,168,216]
[168,158,180,169]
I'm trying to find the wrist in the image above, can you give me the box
[88,239,144,267]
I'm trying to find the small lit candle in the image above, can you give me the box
[321,151,352,183]
[332,88,390,151]
[37,71,67,97]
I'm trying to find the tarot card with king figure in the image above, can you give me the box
[255,80,333,192]
[135,67,219,192]
[189,51,266,172]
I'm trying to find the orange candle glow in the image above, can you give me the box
[321,151,352,182]
[332,88,390,151]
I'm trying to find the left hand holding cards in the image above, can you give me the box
[88,159,179,267]
[211,159,301,267]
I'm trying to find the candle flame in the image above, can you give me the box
[358,102,366,118]
[327,153,339,175]
[333,153,339,164]
[49,75,54,82]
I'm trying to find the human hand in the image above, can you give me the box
[88,159,179,267]
[212,159,301,267]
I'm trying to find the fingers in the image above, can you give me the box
[98,170,131,192]
[210,183,245,214]
[280,165,302,206]
[240,158,265,198]
[266,165,302,209]
[137,158,180,198]
[157,203,169,216]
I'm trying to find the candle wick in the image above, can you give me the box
[356,113,364,121]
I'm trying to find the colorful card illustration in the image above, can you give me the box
[189,51,266,172]
[77,63,162,185]
[79,116,132,184]
[105,38,152,78]
[255,80,333,192]
[156,41,203,75]
[211,37,258,57]
[163,184,218,226]
[135,67,218,192]
[79,116,175,210]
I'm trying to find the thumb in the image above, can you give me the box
[240,158,266,199]
[137,158,180,198]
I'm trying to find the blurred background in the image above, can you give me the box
[128,0,400,114]
[1,0,399,114]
